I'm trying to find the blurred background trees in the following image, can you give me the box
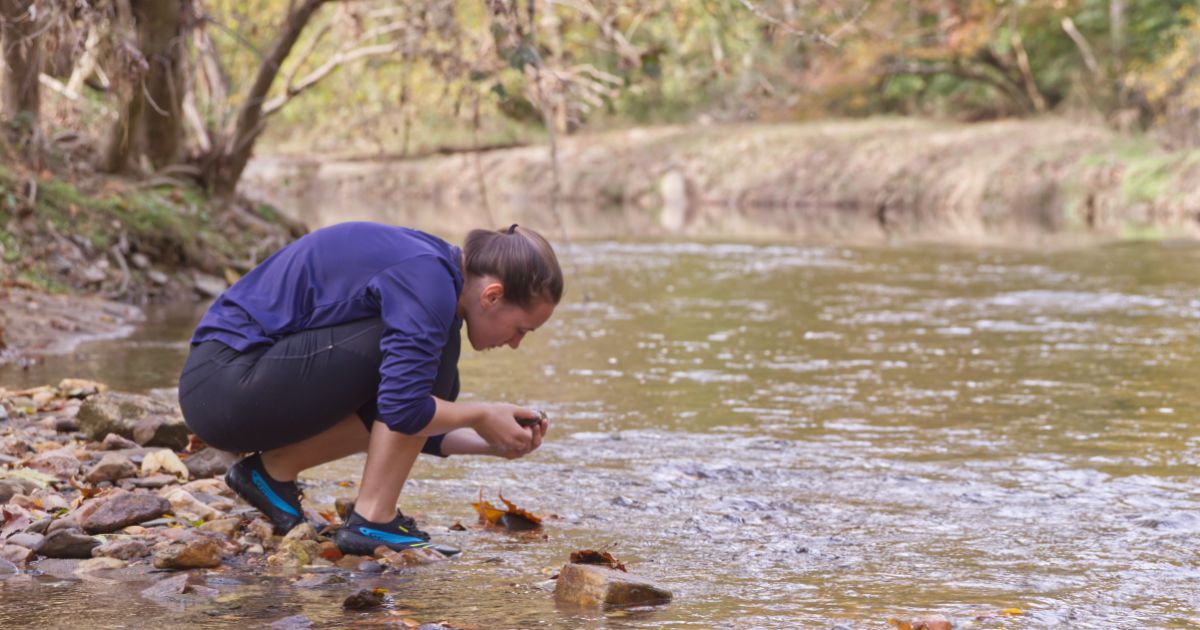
[1,0,1198,191]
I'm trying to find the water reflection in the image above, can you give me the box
[2,240,1199,628]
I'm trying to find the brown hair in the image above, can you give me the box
[463,224,564,307]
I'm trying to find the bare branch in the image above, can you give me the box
[262,42,400,116]
[1061,16,1100,78]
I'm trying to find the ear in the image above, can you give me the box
[479,281,505,308]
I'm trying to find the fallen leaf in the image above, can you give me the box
[472,489,543,531]
[1,467,59,488]
[141,449,189,479]
[569,549,627,572]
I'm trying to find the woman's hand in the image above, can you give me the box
[472,403,542,456]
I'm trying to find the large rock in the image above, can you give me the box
[78,490,171,534]
[76,392,189,450]
[84,453,138,483]
[184,447,239,479]
[37,529,101,558]
[553,563,673,608]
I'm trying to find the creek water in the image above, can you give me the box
[2,239,1199,628]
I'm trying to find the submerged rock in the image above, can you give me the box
[37,529,100,558]
[78,490,170,534]
[342,588,386,610]
[553,563,673,608]
[140,572,220,604]
[77,392,188,449]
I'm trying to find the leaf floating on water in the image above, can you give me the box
[498,491,542,531]
[471,489,543,531]
[974,607,1025,621]
[569,549,627,572]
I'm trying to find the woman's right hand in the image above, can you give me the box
[473,403,538,455]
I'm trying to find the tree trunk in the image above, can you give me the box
[135,0,187,169]
[207,0,327,197]
[102,0,188,173]
[0,0,43,149]
[101,0,142,173]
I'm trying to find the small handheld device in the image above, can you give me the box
[517,409,547,428]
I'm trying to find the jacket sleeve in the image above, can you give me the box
[368,256,459,434]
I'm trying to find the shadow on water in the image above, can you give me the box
[3,240,1200,628]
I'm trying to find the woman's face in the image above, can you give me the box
[464,280,556,351]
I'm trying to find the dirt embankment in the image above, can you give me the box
[245,118,1200,244]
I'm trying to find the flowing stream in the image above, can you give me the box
[2,240,1199,628]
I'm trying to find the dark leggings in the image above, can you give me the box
[177,318,458,455]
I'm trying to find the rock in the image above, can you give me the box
[162,488,219,523]
[270,615,313,629]
[84,453,138,483]
[100,433,139,450]
[294,572,347,588]
[377,547,446,567]
[183,447,239,479]
[127,474,178,489]
[27,448,82,478]
[147,270,169,286]
[553,563,673,608]
[335,498,356,520]
[58,378,106,399]
[283,523,317,542]
[78,490,171,534]
[77,392,189,450]
[0,557,18,576]
[153,536,223,569]
[245,518,275,545]
[0,479,36,503]
[93,537,151,560]
[192,273,227,298]
[6,532,44,550]
[49,417,79,432]
[342,588,386,610]
[198,517,241,539]
[33,491,70,512]
[0,437,31,457]
[140,572,219,605]
[267,539,320,570]
[354,559,383,573]
[37,529,101,558]
[899,614,952,630]
[130,253,150,269]
[77,557,127,572]
[181,477,235,498]
[46,516,80,534]
[0,545,34,565]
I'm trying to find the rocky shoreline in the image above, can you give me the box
[0,380,672,627]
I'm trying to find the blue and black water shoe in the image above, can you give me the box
[335,509,461,557]
[224,453,305,534]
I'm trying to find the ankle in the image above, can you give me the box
[352,501,393,524]
[259,451,298,482]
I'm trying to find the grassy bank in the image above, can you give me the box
[0,165,305,301]
[245,118,1200,245]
